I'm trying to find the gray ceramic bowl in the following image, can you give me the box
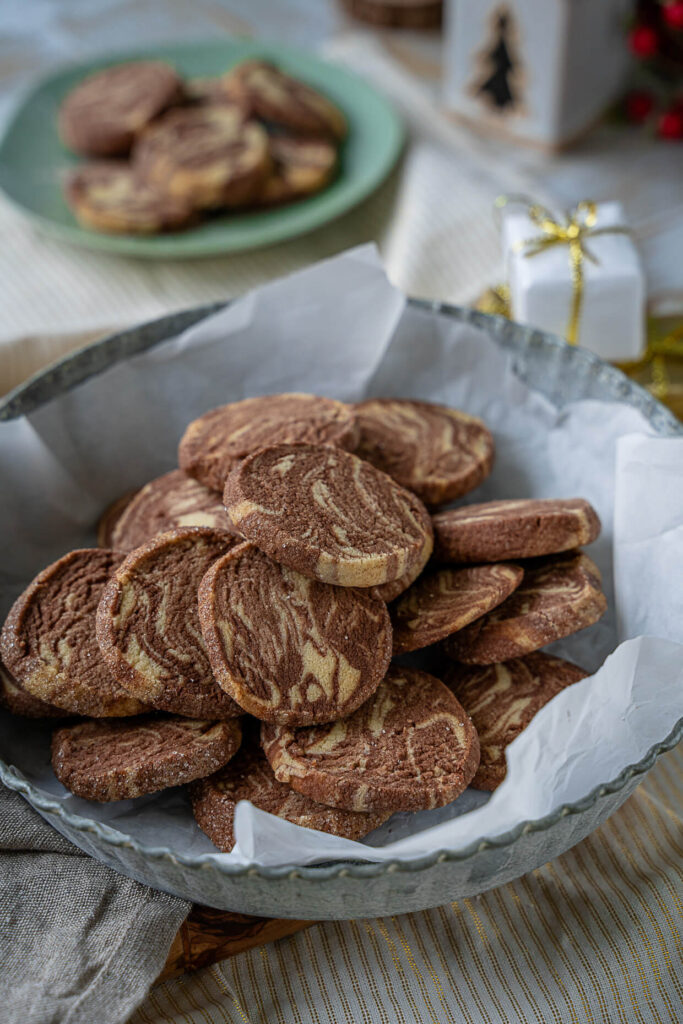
[1,300,681,920]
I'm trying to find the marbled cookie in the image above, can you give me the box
[444,652,588,790]
[225,442,433,588]
[191,742,388,851]
[96,528,242,719]
[179,393,359,494]
[433,498,601,564]
[0,660,64,719]
[1,549,146,717]
[353,399,494,507]
[198,543,392,724]
[258,134,338,205]
[52,715,242,802]
[443,552,607,665]
[58,61,183,157]
[391,563,523,654]
[97,490,138,547]
[261,666,479,813]
[65,163,196,235]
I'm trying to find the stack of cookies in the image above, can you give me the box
[59,59,346,235]
[0,393,606,853]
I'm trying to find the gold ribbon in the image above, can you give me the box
[495,195,630,346]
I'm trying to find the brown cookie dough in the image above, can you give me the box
[352,399,495,507]
[258,134,338,206]
[391,563,523,654]
[108,469,238,552]
[1,549,147,717]
[0,660,64,719]
[372,546,431,603]
[261,666,479,813]
[132,105,270,210]
[179,393,359,494]
[444,652,588,790]
[52,715,242,802]
[221,60,347,140]
[433,498,601,564]
[65,163,196,235]
[443,552,607,665]
[224,443,434,588]
[191,742,388,851]
[198,543,392,725]
[97,490,139,547]
[58,61,183,157]
[96,528,242,720]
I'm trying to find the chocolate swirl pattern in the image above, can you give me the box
[199,543,392,725]
[52,716,242,802]
[0,549,146,717]
[261,666,480,813]
[65,163,196,235]
[433,498,601,564]
[97,490,138,547]
[444,653,588,790]
[96,528,242,719]
[443,552,607,665]
[225,443,434,588]
[391,563,523,654]
[258,134,338,206]
[179,393,359,494]
[0,660,64,719]
[191,742,388,852]
[353,398,495,507]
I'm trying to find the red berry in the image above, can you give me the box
[663,2,683,30]
[658,109,683,139]
[625,90,655,122]
[629,24,659,57]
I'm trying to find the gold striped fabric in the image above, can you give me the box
[133,744,682,1024]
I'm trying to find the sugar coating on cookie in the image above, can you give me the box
[52,715,242,802]
[97,490,139,548]
[58,61,183,157]
[191,742,388,851]
[65,163,196,235]
[353,398,495,507]
[198,543,392,725]
[133,105,270,210]
[261,666,480,813]
[1,549,147,717]
[225,443,434,588]
[0,660,64,719]
[96,528,242,720]
[108,469,239,552]
[433,498,601,564]
[391,563,523,654]
[443,552,607,665]
[179,393,359,494]
[258,134,338,206]
[444,652,588,790]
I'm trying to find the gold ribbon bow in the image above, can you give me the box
[495,195,630,345]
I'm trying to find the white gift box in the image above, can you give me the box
[502,201,646,362]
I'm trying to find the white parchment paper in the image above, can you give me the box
[1,245,681,868]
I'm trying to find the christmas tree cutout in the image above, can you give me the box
[471,7,522,113]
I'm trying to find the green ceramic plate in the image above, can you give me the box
[0,39,404,258]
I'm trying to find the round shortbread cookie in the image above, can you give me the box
[443,552,607,665]
[52,715,242,802]
[224,443,434,588]
[97,490,139,548]
[444,652,588,790]
[58,61,183,157]
[0,549,147,717]
[65,163,196,235]
[352,398,495,507]
[96,528,242,720]
[391,563,523,654]
[191,742,388,851]
[372,544,431,603]
[179,393,359,494]
[261,666,480,813]
[198,543,392,725]
[132,105,270,210]
[433,498,601,564]
[0,660,64,719]
[258,134,338,206]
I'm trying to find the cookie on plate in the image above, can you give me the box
[1,549,147,717]
[352,398,494,507]
[191,742,388,851]
[261,665,479,813]
[391,563,523,654]
[58,61,183,157]
[198,543,392,724]
[96,528,242,720]
[444,652,588,790]
[65,163,196,235]
[0,660,64,719]
[433,498,601,564]
[52,715,242,802]
[224,442,433,588]
[258,134,338,206]
[179,393,359,494]
[133,105,270,210]
[443,552,607,665]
